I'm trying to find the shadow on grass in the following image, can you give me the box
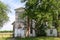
[15,37,60,40]
[14,37,40,40]
[6,37,53,40]
[4,37,60,40]
[5,37,12,40]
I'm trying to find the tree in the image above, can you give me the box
[0,1,10,27]
[21,0,60,36]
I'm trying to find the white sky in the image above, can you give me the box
[0,0,25,31]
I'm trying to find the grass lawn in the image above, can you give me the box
[14,37,60,40]
[0,37,60,40]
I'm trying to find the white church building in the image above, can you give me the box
[12,7,58,38]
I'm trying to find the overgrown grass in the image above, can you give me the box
[0,37,9,40]
[0,37,60,40]
[15,37,60,40]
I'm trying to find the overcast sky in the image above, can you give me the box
[0,0,25,31]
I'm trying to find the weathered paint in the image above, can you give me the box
[46,29,57,36]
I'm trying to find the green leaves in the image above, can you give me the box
[0,1,9,27]
[21,0,60,32]
[28,0,37,5]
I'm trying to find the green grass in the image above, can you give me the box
[0,37,9,40]
[15,37,60,40]
[0,37,60,40]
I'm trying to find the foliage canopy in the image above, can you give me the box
[21,0,60,36]
[0,1,10,27]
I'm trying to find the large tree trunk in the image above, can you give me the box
[26,17,30,37]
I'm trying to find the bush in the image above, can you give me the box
[36,22,46,36]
